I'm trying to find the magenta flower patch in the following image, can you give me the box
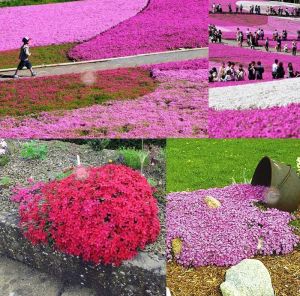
[167,184,299,267]
[0,0,147,51]
[69,0,208,60]
[208,103,300,138]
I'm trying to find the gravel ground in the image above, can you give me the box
[0,139,165,257]
[209,77,300,110]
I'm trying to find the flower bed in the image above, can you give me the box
[209,103,300,138]
[210,44,300,86]
[69,0,208,60]
[167,184,299,267]
[12,164,160,266]
[0,68,157,117]
[0,0,147,51]
[0,59,208,138]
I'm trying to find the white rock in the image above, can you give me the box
[166,287,172,296]
[220,259,274,296]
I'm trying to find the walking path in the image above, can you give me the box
[0,48,208,81]
[0,255,97,296]
[220,39,299,56]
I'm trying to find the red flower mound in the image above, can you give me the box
[15,164,160,266]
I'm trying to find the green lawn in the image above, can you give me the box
[0,0,76,7]
[166,139,300,192]
[0,43,75,69]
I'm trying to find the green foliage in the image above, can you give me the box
[0,0,75,8]
[167,139,300,192]
[0,155,9,167]
[87,139,111,151]
[118,148,150,170]
[55,169,73,180]
[20,141,48,160]
[0,176,12,188]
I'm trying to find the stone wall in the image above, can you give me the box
[0,210,166,296]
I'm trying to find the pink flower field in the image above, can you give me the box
[210,43,300,86]
[210,13,300,40]
[0,0,147,51]
[208,103,300,138]
[69,0,208,60]
[0,59,208,138]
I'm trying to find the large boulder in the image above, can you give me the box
[220,259,274,296]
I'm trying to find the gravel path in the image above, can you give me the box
[209,77,300,110]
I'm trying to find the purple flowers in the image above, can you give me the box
[167,184,299,267]
[69,0,208,60]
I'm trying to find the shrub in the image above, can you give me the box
[0,176,12,188]
[118,148,150,170]
[20,141,48,160]
[0,155,9,167]
[12,164,160,266]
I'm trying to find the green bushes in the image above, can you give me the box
[20,141,48,160]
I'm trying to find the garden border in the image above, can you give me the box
[0,210,166,296]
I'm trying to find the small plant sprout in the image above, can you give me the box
[138,150,150,175]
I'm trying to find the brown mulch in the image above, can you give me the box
[168,249,300,296]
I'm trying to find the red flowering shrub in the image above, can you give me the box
[13,164,160,266]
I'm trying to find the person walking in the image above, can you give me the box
[255,61,264,80]
[265,37,269,52]
[272,59,279,79]
[14,37,37,78]
[292,41,297,56]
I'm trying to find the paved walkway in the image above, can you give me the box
[0,48,208,81]
[0,256,97,296]
[220,39,299,56]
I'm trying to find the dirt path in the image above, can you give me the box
[0,48,208,81]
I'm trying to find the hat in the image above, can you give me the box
[22,36,30,43]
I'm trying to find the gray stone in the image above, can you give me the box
[0,211,165,296]
[220,259,275,296]
[0,256,63,296]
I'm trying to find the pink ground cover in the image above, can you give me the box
[210,43,300,86]
[208,103,300,138]
[0,0,147,51]
[69,0,208,60]
[167,184,298,267]
[0,59,208,139]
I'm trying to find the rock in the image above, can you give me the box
[220,259,274,296]
[166,287,172,296]
[204,195,221,208]
[171,238,182,256]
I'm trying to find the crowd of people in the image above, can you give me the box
[211,3,300,16]
[235,27,298,55]
[209,24,299,56]
[209,60,300,83]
